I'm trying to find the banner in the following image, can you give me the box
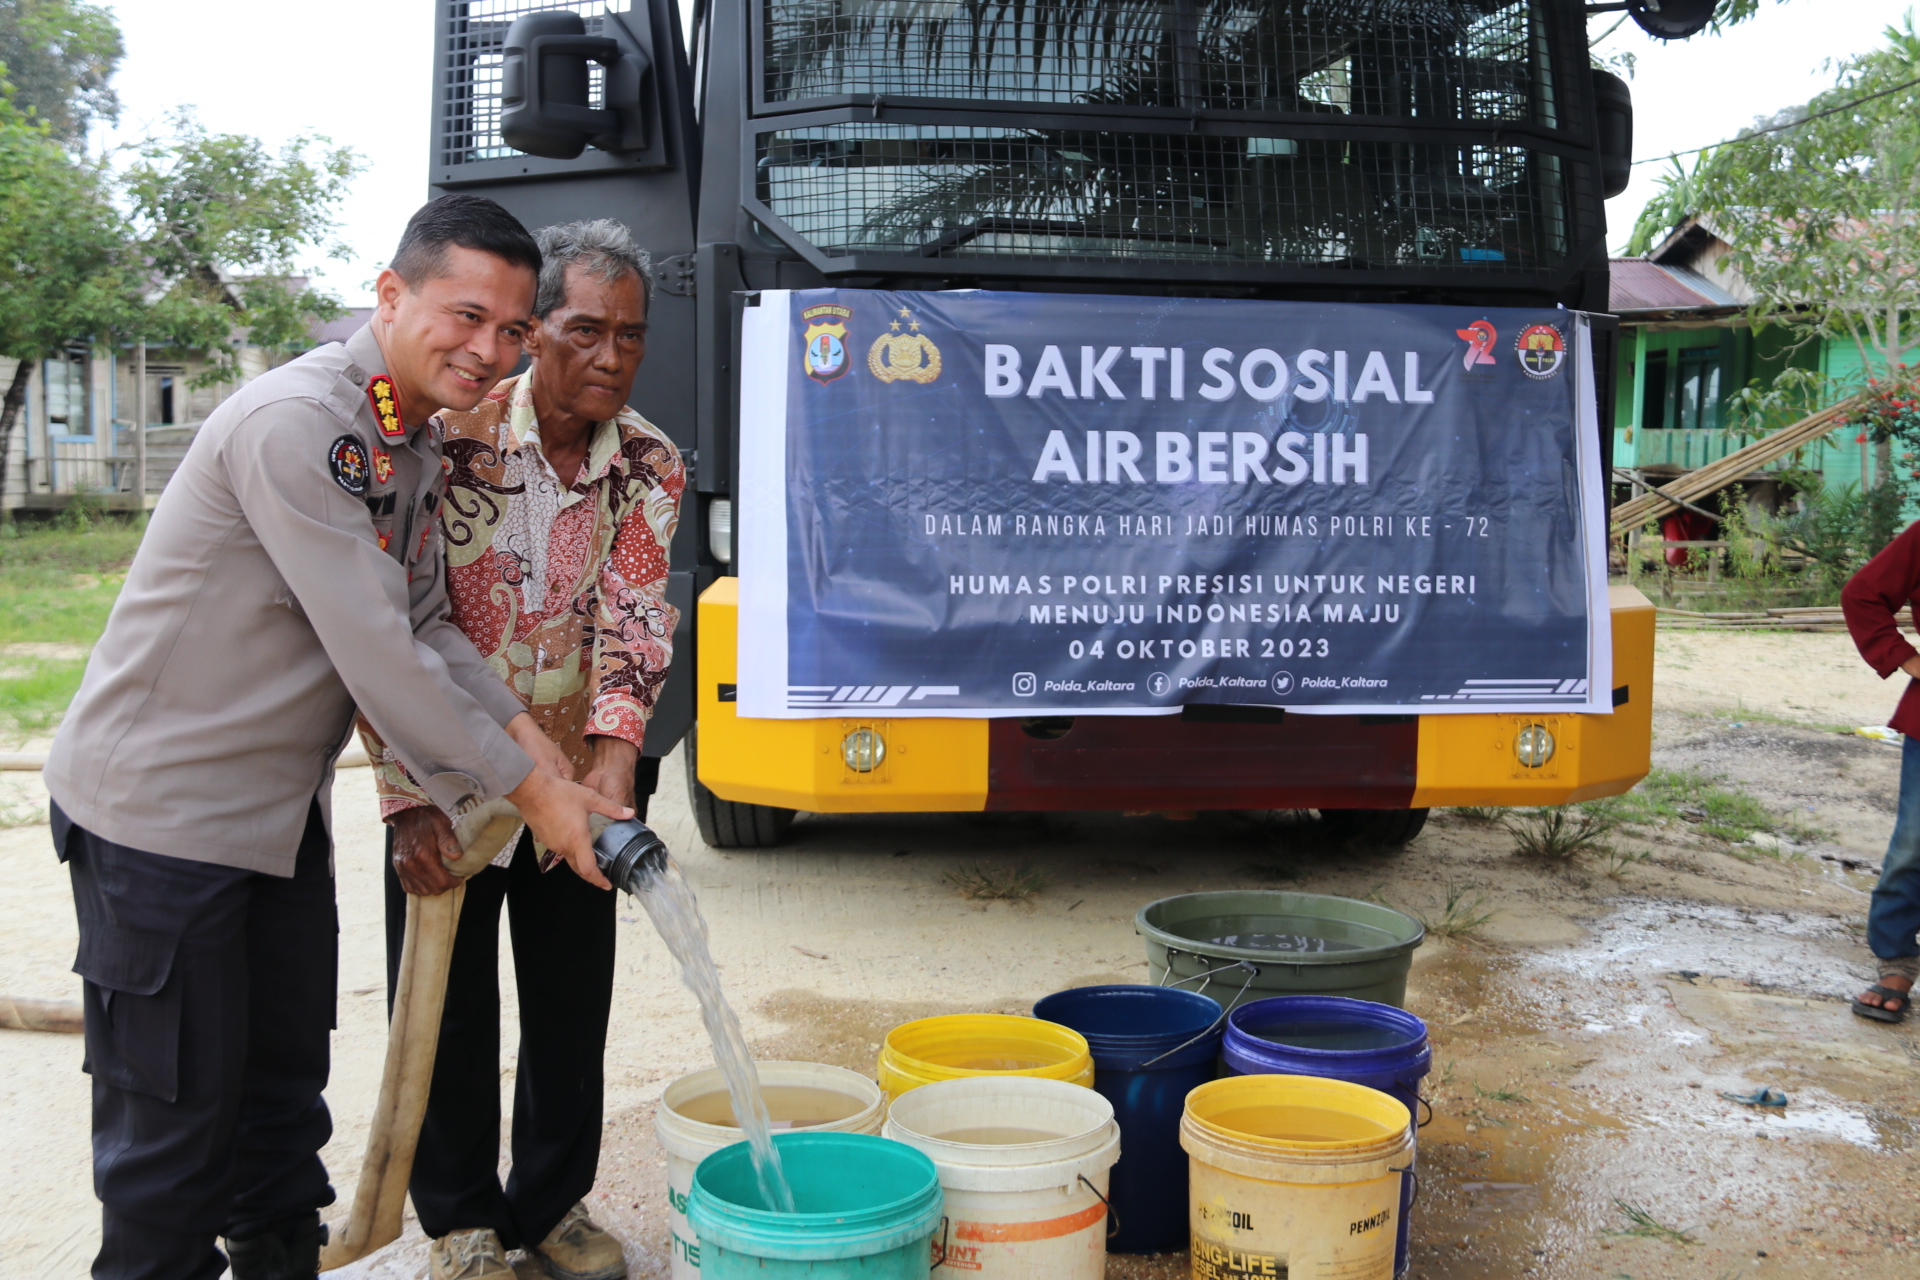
[737,289,1611,718]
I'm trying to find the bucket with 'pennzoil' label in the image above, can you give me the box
[1181,1074,1413,1280]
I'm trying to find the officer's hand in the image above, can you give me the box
[582,735,639,811]
[507,768,630,890]
[391,805,465,897]
[506,711,575,781]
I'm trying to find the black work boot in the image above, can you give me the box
[223,1209,325,1280]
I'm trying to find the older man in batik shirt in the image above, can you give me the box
[360,220,681,1280]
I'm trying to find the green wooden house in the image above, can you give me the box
[1611,217,1881,503]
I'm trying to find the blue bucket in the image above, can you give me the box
[1223,996,1430,1277]
[1032,984,1223,1254]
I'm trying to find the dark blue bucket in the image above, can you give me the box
[1032,984,1222,1254]
[1223,995,1430,1277]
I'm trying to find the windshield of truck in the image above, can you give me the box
[755,0,1571,270]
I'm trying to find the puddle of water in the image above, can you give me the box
[628,850,797,1213]
[1697,1093,1881,1148]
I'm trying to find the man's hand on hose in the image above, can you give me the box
[508,766,630,890]
[506,711,575,781]
[582,735,639,811]
[390,805,465,897]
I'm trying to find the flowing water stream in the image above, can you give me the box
[628,850,798,1213]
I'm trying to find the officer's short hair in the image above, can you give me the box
[390,195,542,287]
[533,219,653,319]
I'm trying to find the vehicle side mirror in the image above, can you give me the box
[1626,0,1717,41]
[500,8,653,160]
[1590,69,1633,200]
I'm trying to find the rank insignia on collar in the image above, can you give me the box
[366,375,405,439]
[329,435,370,496]
[372,447,393,485]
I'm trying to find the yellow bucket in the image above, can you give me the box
[877,1014,1095,1098]
[1181,1074,1413,1280]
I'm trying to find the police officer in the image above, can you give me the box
[44,195,630,1280]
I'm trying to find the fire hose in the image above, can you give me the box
[319,803,666,1269]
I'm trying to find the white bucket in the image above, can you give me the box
[653,1061,886,1280]
[883,1076,1121,1280]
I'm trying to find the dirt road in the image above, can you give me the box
[2,630,1917,1278]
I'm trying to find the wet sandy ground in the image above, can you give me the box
[2,632,1919,1277]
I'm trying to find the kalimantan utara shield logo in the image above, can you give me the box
[801,303,853,383]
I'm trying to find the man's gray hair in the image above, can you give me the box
[532,219,653,318]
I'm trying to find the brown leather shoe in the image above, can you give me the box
[532,1202,628,1280]
[430,1229,515,1280]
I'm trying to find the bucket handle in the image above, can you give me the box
[1156,949,1260,994]
[930,1216,951,1269]
[1390,1165,1419,1211]
[1138,961,1257,1068]
[1413,1093,1433,1129]
[1077,1174,1122,1241]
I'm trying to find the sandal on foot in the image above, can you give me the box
[1851,984,1911,1023]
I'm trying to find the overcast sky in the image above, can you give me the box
[102,0,1920,306]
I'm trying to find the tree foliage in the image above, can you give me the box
[1628,16,1920,381]
[0,85,125,364]
[0,82,130,503]
[0,3,360,515]
[0,0,120,146]
[124,114,362,384]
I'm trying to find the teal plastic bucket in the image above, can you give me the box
[689,1132,944,1280]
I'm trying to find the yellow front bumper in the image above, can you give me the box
[695,578,1653,812]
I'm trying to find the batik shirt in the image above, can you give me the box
[363,367,683,859]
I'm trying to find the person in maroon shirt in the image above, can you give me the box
[1840,522,1920,1021]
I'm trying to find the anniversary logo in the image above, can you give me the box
[736,289,1610,717]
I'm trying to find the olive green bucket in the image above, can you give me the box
[1136,891,1424,1011]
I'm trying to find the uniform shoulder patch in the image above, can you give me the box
[330,435,370,496]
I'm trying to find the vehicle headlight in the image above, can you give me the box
[708,498,733,565]
[1514,724,1555,768]
[842,727,886,772]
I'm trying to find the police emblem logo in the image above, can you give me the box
[329,435,371,496]
[868,306,942,384]
[372,447,394,485]
[366,374,406,438]
[801,303,853,384]
[1514,323,1566,380]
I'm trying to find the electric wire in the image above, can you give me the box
[1629,71,1920,168]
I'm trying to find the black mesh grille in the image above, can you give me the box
[441,0,612,166]
[758,124,1567,268]
[763,0,1554,125]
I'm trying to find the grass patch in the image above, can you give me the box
[1505,803,1621,862]
[1474,1081,1527,1104]
[1450,806,1503,821]
[1412,883,1498,940]
[0,519,141,736]
[945,864,1053,902]
[1609,1199,1698,1245]
[1600,847,1652,879]
[1611,768,1816,845]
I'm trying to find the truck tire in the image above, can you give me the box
[1318,808,1429,848]
[684,728,796,848]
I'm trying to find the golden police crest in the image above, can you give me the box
[867,307,941,384]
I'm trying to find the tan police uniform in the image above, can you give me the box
[48,324,531,868]
[46,323,535,1278]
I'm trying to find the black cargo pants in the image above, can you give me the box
[383,825,617,1249]
[56,801,338,1280]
